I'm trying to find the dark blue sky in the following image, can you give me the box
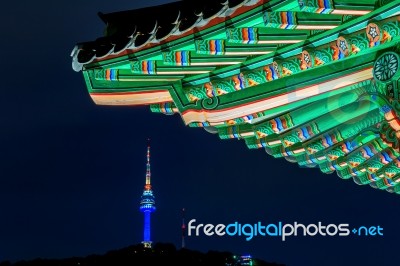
[1,1,399,266]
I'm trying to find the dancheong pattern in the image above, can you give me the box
[73,0,400,195]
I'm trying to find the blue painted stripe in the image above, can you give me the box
[325,135,333,146]
[182,51,189,65]
[179,52,184,64]
[382,152,392,163]
[215,41,221,54]
[260,139,266,147]
[287,13,293,25]
[232,126,239,139]
[275,118,283,131]
[332,162,341,170]
[345,141,353,152]
[110,69,117,80]
[310,156,318,164]
[239,76,245,89]
[248,28,255,44]
[301,127,310,139]
[371,174,378,181]
[165,103,172,113]
[364,146,374,157]
[268,65,277,80]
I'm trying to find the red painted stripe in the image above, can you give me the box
[176,52,182,64]
[271,120,277,132]
[318,0,324,9]
[210,41,216,54]
[281,118,287,129]
[281,12,287,25]
[142,61,148,74]
[242,28,249,42]
[331,133,337,144]
[394,116,400,127]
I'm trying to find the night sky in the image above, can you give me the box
[1,1,399,266]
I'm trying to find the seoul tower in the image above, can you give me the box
[139,141,156,248]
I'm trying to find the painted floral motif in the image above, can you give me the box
[373,52,399,82]
[303,52,310,64]
[339,40,347,52]
[336,37,349,56]
[300,50,312,69]
[369,26,378,39]
[366,23,381,46]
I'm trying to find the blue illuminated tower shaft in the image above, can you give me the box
[144,211,151,242]
[139,144,156,248]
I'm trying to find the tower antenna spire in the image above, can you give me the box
[145,138,151,186]
[139,141,156,248]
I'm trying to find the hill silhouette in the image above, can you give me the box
[0,243,285,266]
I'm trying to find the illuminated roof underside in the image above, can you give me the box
[73,0,400,194]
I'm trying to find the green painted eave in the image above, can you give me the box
[179,50,379,112]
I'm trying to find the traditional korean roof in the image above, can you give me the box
[72,0,263,71]
[72,0,400,194]
[72,0,378,71]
